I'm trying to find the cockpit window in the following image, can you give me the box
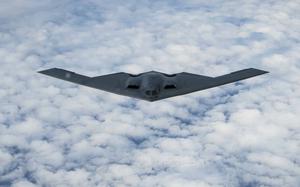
[145,90,158,96]
[163,73,177,77]
[152,90,158,95]
[128,73,141,77]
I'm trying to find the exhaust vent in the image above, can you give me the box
[127,85,140,89]
[164,84,176,89]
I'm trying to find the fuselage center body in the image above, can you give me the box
[126,71,176,100]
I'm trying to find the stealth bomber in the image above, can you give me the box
[39,68,268,102]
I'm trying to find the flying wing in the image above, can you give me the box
[38,68,142,99]
[39,68,268,102]
[156,68,268,100]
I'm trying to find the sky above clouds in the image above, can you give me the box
[0,0,300,186]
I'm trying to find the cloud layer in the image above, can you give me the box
[0,0,300,186]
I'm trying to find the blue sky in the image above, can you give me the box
[0,0,300,186]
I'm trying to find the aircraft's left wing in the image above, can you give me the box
[155,68,268,101]
[38,68,142,99]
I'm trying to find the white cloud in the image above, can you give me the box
[0,0,300,187]
[12,180,37,187]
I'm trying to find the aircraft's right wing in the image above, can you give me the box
[38,68,143,99]
[38,68,91,85]
[156,68,268,100]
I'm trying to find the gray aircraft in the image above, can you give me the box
[39,68,268,102]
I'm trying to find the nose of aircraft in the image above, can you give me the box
[145,89,159,97]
